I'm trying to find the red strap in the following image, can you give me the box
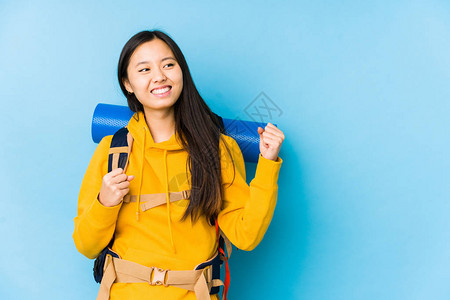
[215,218,230,300]
[218,247,230,299]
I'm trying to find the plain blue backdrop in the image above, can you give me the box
[1,0,449,299]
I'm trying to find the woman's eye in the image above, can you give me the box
[139,64,173,72]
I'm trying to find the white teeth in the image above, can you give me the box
[152,87,171,94]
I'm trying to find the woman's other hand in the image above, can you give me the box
[257,123,285,161]
[98,168,135,207]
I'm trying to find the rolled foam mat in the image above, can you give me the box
[92,103,273,163]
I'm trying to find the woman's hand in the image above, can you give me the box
[257,123,285,161]
[98,168,135,207]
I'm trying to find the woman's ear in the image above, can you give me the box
[123,78,133,94]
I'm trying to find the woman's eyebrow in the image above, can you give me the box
[135,57,176,67]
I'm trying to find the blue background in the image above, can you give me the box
[1,0,449,299]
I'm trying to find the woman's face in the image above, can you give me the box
[124,39,183,114]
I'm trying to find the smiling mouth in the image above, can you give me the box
[151,86,172,95]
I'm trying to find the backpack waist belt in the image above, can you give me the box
[96,251,223,300]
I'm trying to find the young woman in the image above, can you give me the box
[73,30,284,300]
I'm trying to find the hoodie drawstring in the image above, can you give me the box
[164,149,176,253]
[135,125,176,253]
[136,126,146,221]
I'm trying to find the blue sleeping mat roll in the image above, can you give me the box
[92,103,273,163]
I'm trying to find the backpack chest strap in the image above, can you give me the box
[123,190,191,212]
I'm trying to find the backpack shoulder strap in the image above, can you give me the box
[108,127,133,172]
[104,127,133,248]
[93,125,129,284]
[214,218,231,299]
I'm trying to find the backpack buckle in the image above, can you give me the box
[150,267,169,287]
[181,190,189,199]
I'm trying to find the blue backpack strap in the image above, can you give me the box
[195,218,231,296]
[93,248,120,283]
[93,127,131,283]
[108,127,131,172]
[195,251,223,295]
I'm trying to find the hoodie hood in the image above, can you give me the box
[126,111,185,253]
[127,111,185,151]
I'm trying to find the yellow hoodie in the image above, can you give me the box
[73,111,283,299]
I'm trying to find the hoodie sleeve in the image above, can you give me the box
[217,135,283,251]
[72,135,123,259]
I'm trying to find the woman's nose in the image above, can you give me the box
[152,68,166,82]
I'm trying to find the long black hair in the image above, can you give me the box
[118,30,235,224]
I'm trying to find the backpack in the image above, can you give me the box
[93,113,231,298]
